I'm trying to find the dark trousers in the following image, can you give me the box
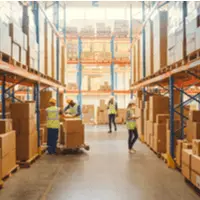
[108,114,117,132]
[47,128,58,154]
[128,128,138,150]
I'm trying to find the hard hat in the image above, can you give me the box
[49,98,56,104]
[129,99,135,105]
[66,98,73,104]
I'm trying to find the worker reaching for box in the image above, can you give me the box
[63,98,81,118]
[46,98,61,155]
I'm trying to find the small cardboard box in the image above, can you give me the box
[182,163,191,180]
[40,91,52,109]
[191,171,200,189]
[182,149,192,166]
[192,140,200,156]
[189,110,200,122]
[0,119,13,134]
[0,131,16,158]
[186,121,200,142]
[191,154,200,175]
[156,114,170,124]
[0,149,16,179]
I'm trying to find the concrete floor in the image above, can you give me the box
[0,125,199,200]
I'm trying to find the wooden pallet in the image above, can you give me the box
[12,59,28,70]
[187,49,200,63]
[0,165,19,189]
[0,52,12,64]
[185,178,200,196]
[17,153,40,168]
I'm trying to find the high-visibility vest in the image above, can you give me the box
[126,108,136,130]
[46,106,60,129]
[68,104,78,115]
[108,103,117,115]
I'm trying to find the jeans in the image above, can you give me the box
[47,128,58,154]
[128,128,138,150]
[108,114,117,132]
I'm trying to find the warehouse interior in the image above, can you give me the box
[0,1,200,199]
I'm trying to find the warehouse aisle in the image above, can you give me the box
[0,126,199,200]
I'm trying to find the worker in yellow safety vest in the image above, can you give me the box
[63,98,81,118]
[126,99,139,154]
[107,96,118,133]
[46,98,60,154]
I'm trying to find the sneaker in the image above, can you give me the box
[115,128,117,131]
[108,131,112,134]
[129,149,135,154]
[132,148,136,153]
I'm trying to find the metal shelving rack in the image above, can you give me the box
[131,1,200,168]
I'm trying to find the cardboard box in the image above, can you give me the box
[189,110,200,122]
[59,123,65,145]
[182,163,191,180]
[40,91,52,109]
[191,171,200,189]
[0,149,16,179]
[176,140,183,168]
[40,128,44,145]
[0,131,16,158]
[17,131,38,161]
[183,143,192,149]
[40,123,47,143]
[40,109,47,124]
[191,154,200,175]
[0,119,12,134]
[156,114,170,124]
[186,120,200,142]
[63,119,83,134]
[192,140,200,156]
[154,123,166,153]
[182,149,192,166]
[10,102,35,119]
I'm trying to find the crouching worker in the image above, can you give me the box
[63,98,81,118]
[46,98,61,154]
[126,100,139,154]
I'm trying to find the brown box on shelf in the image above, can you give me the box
[186,120,200,142]
[40,91,52,109]
[191,154,200,175]
[10,102,35,119]
[182,163,191,180]
[191,171,200,189]
[0,119,13,134]
[154,123,167,153]
[0,131,16,158]
[182,149,192,166]
[192,140,200,156]
[156,114,170,124]
[16,131,38,161]
[176,140,184,168]
[189,110,200,122]
[0,149,16,179]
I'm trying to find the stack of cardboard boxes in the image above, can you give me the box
[114,20,128,37]
[62,119,85,148]
[99,81,111,91]
[96,23,111,37]
[96,100,108,124]
[82,105,95,124]
[10,102,38,161]
[80,26,95,37]
[0,119,16,179]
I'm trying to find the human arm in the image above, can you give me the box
[64,105,70,113]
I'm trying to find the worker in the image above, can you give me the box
[126,99,139,154]
[107,96,118,133]
[46,98,60,155]
[64,98,81,118]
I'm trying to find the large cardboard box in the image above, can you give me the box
[0,131,16,158]
[147,121,154,136]
[183,143,192,149]
[191,171,200,189]
[63,119,83,133]
[40,109,47,124]
[176,140,184,168]
[16,132,38,161]
[154,123,166,153]
[10,102,35,119]
[0,119,13,134]
[40,123,47,143]
[192,140,200,156]
[186,120,200,142]
[191,154,200,175]
[182,149,192,166]
[182,163,191,180]
[0,149,16,179]
[156,114,170,124]
[40,91,52,109]
[189,110,200,122]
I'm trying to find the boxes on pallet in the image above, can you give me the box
[191,154,200,175]
[182,149,192,180]
[183,142,193,149]
[0,131,16,179]
[191,171,200,190]
[12,43,20,62]
[0,119,13,134]
[192,140,200,156]
[154,123,166,153]
[9,23,23,46]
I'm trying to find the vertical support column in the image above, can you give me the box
[142,1,146,108]
[34,83,40,148]
[183,1,187,60]
[130,4,133,99]
[2,74,6,119]
[115,72,118,101]
[110,36,115,96]
[169,76,175,159]
[180,89,184,139]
